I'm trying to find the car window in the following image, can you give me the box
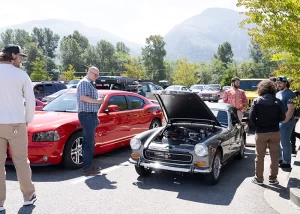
[148,84,156,92]
[128,96,145,109]
[44,84,57,94]
[142,84,149,92]
[34,85,44,94]
[107,95,128,111]
[43,93,78,112]
[211,110,228,126]
[57,84,67,90]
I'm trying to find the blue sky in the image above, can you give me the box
[1,0,240,43]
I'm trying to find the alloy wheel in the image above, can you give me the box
[70,137,83,165]
[213,154,221,179]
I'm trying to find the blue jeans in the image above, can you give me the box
[78,113,98,170]
[279,118,295,164]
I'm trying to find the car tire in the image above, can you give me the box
[149,118,162,129]
[135,165,152,176]
[62,132,84,169]
[205,150,222,185]
[236,136,245,160]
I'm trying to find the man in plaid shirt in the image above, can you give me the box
[77,66,104,176]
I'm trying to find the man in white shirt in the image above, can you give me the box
[0,45,37,211]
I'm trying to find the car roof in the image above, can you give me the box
[205,102,234,111]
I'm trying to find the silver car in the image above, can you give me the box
[129,91,246,185]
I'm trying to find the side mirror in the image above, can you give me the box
[107,105,119,112]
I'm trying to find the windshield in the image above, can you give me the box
[48,89,70,97]
[191,85,203,90]
[166,86,180,90]
[204,85,220,91]
[68,80,80,85]
[239,80,262,91]
[43,93,79,112]
[211,110,228,127]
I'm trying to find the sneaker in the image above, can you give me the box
[279,160,283,164]
[269,178,279,185]
[0,206,5,212]
[23,193,37,206]
[83,166,101,176]
[279,163,291,168]
[251,177,264,185]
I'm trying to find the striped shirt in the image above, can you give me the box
[76,76,100,113]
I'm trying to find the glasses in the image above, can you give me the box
[91,72,99,77]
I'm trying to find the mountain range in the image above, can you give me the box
[0,8,251,62]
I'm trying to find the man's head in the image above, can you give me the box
[0,45,27,67]
[276,76,288,91]
[231,77,240,89]
[87,66,100,82]
[137,84,143,91]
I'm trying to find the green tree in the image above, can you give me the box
[1,29,14,45]
[30,57,49,81]
[198,62,212,84]
[63,64,76,81]
[214,41,234,67]
[122,57,146,79]
[113,52,131,74]
[23,42,44,75]
[171,58,199,87]
[249,40,263,63]
[65,30,89,51]
[83,45,99,68]
[116,42,130,54]
[96,40,116,74]
[142,35,166,83]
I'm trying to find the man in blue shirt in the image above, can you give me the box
[77,67,104,175]
[276,76,296,168]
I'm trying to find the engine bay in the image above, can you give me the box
[155,125,218,145]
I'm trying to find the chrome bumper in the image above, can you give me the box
[129,158,212,174]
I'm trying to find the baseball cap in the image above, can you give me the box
[137,84,142,87]
[1,45,27,57]
[276,76,287,82]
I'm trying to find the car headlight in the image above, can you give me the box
[130,138,141,150]
[32,131,60,142]
[194,144,208,157]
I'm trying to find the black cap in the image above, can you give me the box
[1,45,27,57]
[276,76,287,82]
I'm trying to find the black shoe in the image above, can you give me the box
[292,149,297,155]
[279,163,291,168]
[279,160,283,164]
[23,193,37,206]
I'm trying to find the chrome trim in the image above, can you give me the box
[129,158,212,174]
[144,150,193,163]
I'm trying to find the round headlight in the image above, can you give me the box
[130,138,142,150]
[194,144,208,157]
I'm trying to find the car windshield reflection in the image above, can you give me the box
[211,110,228,127]
[239,80,261,91]
[42,93,79,112]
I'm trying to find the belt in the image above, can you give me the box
[79,112,97,115]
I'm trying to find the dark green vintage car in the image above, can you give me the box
[129,90,246,185]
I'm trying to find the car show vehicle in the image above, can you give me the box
[198,84,223,102]
[129,91,246,185]
[6,90,163,169]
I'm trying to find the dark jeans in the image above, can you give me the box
[78,113,98,170]
[291,119,299,151]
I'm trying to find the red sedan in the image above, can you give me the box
[7,90,163,169]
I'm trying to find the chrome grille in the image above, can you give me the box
[144,150,193,164]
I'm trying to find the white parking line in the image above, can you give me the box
[70,161,129,184]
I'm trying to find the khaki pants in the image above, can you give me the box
[237,110,243,122]
[255,131,280,181]
[0,124,35,206]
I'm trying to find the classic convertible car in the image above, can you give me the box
[129,90,246,185]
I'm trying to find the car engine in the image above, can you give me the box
[156,125,217,145]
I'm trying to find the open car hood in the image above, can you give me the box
[154,90,220,126]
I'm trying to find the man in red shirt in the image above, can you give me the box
[223,77,248,121]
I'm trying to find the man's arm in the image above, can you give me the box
[78,82,103,104]
[249,100,257,126]
[282,91,296,123]
[23,75,36,123]
[222,90,228,103]
[278,100,286,122]
[80,95,103,104]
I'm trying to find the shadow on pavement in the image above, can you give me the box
[5,147,131,183]
[85,173,117,190]
[132,148,256,206]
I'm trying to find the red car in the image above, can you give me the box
[35,99,47,111]
[7,90,163,169]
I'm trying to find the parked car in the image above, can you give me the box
[222,86,231,91]
[129,91,246,185]
[35,99,47,111]
[190,84,205,93]
[66,79,80,89]
[33,81,67,101]
[165,85,191,91]
[95,76,137,92]
[138,81,161,100]
[6,90,163,169]
[42,89,76,103]
[198,84,223,102]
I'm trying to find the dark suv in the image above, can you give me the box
[95,76,137,92]
[33,81,67,101]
